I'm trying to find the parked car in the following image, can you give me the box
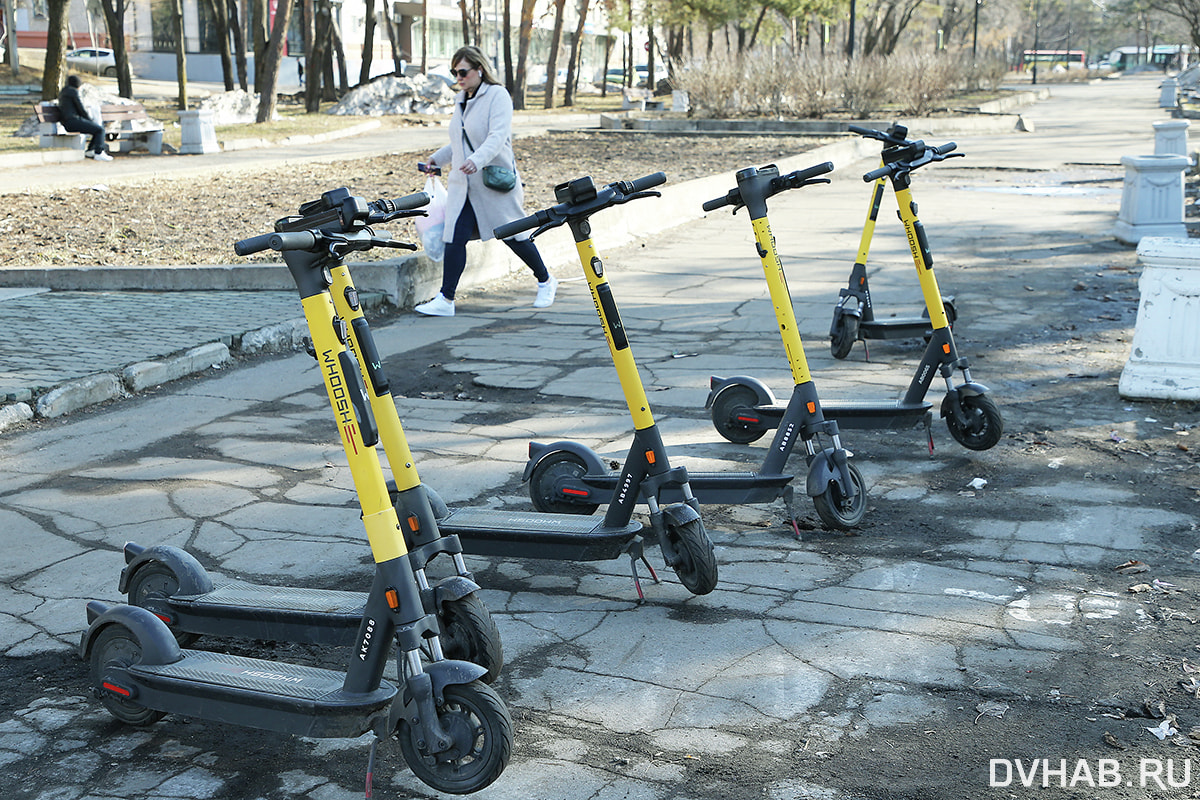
[66,47,118,77]
[598,65,649,88]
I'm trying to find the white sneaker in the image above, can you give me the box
[415,292,455,317]
[84,150,96,159]
[533,275,558,308]
[92,151,113,162]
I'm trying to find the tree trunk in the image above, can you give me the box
[99,0,134,98]
[503,0,514,89]
[359,0,375,85]
[230,0,248,90]
[330,11,349,95]
[562,0,590,106]
[252,0,269,87]
[200,0,234,90]
[172,0,188,109]
[420,0,428,72]
[4,0,21,75]
[256,0,295,121]
[42,0,70,100]
[600,32,612,97]
[543,0,566,108]
[513,0,536,109]
[306,0,328,111]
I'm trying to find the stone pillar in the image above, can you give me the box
[1160,77,1179,108]
[1119,236,1200,400]
[177,109,220,155]
[1154,119,1190,157]
[672,90,689,113]
[1113,154,1189,245]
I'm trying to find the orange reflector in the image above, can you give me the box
[407,515,420,532]
[645,450,656,465]
[807,402,816,414]
[942,343,951,354]
[385,588,400,610]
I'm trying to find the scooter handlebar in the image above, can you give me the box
[622,171,667,194]
[494,210,550,240]
[934,142,957,155]
[234,233,276,256]
[370,190,430,214]
[785,161,834,184]
[863,165,891,182]
[702,193,735,212]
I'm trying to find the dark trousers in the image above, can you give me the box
[441,197,550,300]
[61,117,106,154]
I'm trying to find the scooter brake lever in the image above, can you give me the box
[376,240,419,250]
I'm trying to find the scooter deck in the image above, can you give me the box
[820,399,932,430]
[129,649,395,737]
[167,581,365,645]
[569,470,792,506]
[859,317,935,340]
[439,508,644,561]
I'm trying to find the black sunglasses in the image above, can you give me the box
[452,68,475,79]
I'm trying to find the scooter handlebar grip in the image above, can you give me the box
[268,231,318,252]
[847,124,876,137]
[494,211,544,240]
[863,165,892,182]
[934,142,957,155]
[234,233,275,256]
[702,195,732,212]
[793,161,835,182]
[375,190,431,212]
[627,172,667,193]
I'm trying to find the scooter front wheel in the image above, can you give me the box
[89,625,168,726]
[396,681,513,794]
[942,392,1003,451]
[665,517,718,595]
[830,313,860,360]
[438,593,504,684]
[710,384,769,444]
[812,462,867,530]
[126,561,198,647]
[528,450,599,515]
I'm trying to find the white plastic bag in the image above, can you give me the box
[415,176,447,262]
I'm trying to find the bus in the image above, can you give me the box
[1020,50,1087,71]
[1107,45,1194,71]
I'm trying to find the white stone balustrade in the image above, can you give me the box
[1119,236,1200,400]
[177,109,221,155]
[1153,119,1190,157]
[1113,154,1189,245]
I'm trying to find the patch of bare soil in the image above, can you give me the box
[0,131,829,268]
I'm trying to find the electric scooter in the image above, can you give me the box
[523,163,867,531]
[829,123,958,360]
[80,190,512,795]
[707,133,1004,453]
[118,197,503,683]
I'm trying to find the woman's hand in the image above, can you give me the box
[460,158,478,175]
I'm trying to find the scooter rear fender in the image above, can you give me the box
[119,543,214,597]
[522,441,609,482]
[705,376,777,410]
[79,601,183,666]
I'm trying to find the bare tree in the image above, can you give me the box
[563,0,592,105]
[200,0,235,90]
[98,0,135,97]
[230,0,249,90]
[256,0,296,120]
[359,0,376,84]
[512,0,536,109]
[172,0,188,109]
[544,0,567,107]
[41,0,70,100]
[860,0,926,55]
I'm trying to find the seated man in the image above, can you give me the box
[58,75,112,161]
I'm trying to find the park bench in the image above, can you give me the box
[621,87,664,111]
[34,101,165,155]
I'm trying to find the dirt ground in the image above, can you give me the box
[0,131,832,268]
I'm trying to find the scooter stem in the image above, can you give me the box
[894,185,953,332]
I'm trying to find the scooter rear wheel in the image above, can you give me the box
[830,313,860,360]
[528,450,599,515]
[942,392,1003,451]
[665,517,718,595]
[710,384,769,444]
[89,625,168,726]
[396,681,513,794]
[126,561,198,647]
[438,593,504,684]
[812,462,867,530]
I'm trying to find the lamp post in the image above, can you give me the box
[1031,0,1040,85]
[972,0,981,61]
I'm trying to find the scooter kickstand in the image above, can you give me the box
[365,732,378,799]
[923,411,934,456]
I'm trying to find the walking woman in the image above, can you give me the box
[416,46,556,316]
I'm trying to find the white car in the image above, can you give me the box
[66,47,118,77]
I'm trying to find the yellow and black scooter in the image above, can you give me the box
[829,123,958,360]
[524,164,867,532]
[81,189,512,796]
[708,133,1004,453]
[116,189,504,682]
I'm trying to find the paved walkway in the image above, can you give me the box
[2,73,1198,800]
